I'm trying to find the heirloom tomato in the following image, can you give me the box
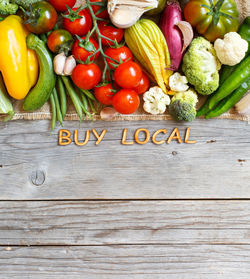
[47,29,73,53]
[184,0,239,42]
[24,1,58,34]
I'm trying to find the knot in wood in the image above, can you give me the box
[30,170,45,186]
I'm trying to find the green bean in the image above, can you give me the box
[81,94,92,118]
[88,98,97,114]
[80,88,97,101]
[50,94,56,132]
[61,76,83,121]
[57,77,67,118]
[53,87,63,126]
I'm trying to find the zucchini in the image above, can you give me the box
[0,73,14,121]
[23,34,55,111]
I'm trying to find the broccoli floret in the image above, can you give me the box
[168,90,198,122]
[182,37,221,96]
[0,0,18,15]
[14,0,41,9]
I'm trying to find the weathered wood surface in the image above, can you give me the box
[1,245,250,279]
[1,119,250,278]
[1,200,250,245]
[0,119,250,199]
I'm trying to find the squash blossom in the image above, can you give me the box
[125,19,172,93]
[0,15,39,100]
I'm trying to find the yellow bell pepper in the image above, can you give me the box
[0,15,38,100]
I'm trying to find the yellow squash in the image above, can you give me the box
[0,15,38,100]
[125,19,172,93]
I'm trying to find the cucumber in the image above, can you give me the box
[23,34,55,111]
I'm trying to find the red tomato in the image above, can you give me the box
[49,0,76,12]
[47,29,73,53]
[72,36,99,62]
[72,64,101,90]
[63,8,92,36]
[133,73,150,95]
[94,84,114,105]
[98,21,124,46]
[104,46,133,69]
[114,61,142,89]
[89,0,109,19]
[112,89,140,114]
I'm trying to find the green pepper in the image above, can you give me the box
[0,74,14,122]
[205,78,250,119]
[208,56,250,110]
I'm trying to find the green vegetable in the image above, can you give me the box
[0,0,18,15]
[219,17,250,85]
[53,87,63,126]
[182,37,221,95]
[57,77,67,119]
[23,34,56,111]
[50,93,56,132]
[207,55,250,110]
[168,90,198,122]
[205,78,250,119]
[14,0,41,9]
[61,76,83,121]
[0,73,14,121]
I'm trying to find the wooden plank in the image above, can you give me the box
[0,200,250,245]
[0,119,250,199]
[1,245,250,278]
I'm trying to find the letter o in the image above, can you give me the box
[135,128,150,145]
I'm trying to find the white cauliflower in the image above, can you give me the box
[143,86,170,115]
[169,72,189,92]
[214,32,248,66]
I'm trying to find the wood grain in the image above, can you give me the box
[1,245,250,278]
[0,200,250,245]
[1,119,250,200]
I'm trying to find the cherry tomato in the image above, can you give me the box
[94,84,114,105]
[114,61,142,89]
[133,73,150,95]
[24,1,58,34]
[98,21,124,46]
[112,89,140,114]
[72,36,99,62]
[49,0,76,12]
[47,29,73,53]
[89,0,109,19]
[63,8,92,36]
[72,63,101,90]
[104,46,133,69]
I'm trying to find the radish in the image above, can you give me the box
[159,1,193,71]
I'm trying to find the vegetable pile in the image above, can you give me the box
[0,0,249,128]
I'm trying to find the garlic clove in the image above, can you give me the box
[64,55,76,76]
[108,0,158,29]
[53,52,67,76]
[100,107,118,120]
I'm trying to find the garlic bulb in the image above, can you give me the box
[108,0,158,29]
